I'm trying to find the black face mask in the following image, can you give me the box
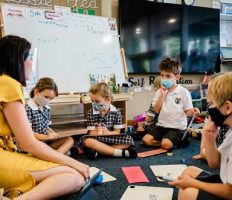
[207,107,229,127]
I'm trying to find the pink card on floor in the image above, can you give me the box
[138,149,168,158]
[121,166,149,183]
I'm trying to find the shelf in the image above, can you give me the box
[51,117,87,125]
[222,59,232,62]
[50,102,81,106]
[221,13,232,21]
[81,93,133,104]
[48,93,132,133]
[50,94,81,105]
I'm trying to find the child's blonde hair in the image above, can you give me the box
[208,72,232,107]
[89,82,113,99]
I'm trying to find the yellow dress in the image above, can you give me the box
[0,75,58,198]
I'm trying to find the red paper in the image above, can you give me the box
[121,166,149,183]
[138,149,168,158]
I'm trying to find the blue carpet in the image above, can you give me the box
[62,136,217,200]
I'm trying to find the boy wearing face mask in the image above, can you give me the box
[81,82,137,160]
[169,72,232,200]
[25,77,74,155]
[142,57,200,150]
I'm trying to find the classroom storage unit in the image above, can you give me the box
[49,93,133,137]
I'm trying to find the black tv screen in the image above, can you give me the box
[119,0,220,74]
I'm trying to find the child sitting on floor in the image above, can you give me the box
[142,57,200,150]
[170,72,232,200]
[82,82,137,160]
[136,77,161,132]
[26,77,74,155]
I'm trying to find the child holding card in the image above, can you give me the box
[170,72,232,200]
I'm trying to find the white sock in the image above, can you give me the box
[124,150,130,157]
[113,149,123,157]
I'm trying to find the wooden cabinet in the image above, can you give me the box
[49,93,133,136]
[49,94,87,136]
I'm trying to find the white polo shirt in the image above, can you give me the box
[152,84,193,130]
[218,128,232,184]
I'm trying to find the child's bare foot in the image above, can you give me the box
[192,154,202,160]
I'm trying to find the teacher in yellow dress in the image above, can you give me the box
[0,35,89,199]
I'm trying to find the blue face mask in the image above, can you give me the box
[92,102,106,111]
[161,79,175,89]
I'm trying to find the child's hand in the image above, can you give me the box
[48,132,59,138]
[47,128,59,138]
[90,123,103,135]
[202,119,218,143]
[168,174,197,190]
[160,86,168,96]
[160,86,168,97]
[193,107,200,115]
[102,123,110,135]
[185,108,200,117]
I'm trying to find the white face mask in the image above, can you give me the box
[35,95,50,107]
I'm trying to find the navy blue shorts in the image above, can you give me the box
[196,171,225,200]
[148,126,184,146]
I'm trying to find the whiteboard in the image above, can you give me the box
[1,4,125,92]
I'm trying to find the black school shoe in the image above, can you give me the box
[70,146,79,157]
[84,147,98,160]
[123,147,137,159]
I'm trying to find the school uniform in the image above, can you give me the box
[82,104,134,146]
[147,103,156,118]
[26,99,51,134]
[216,125,230,148]
[144,103,158,131]
[148,84,193,145]
[196,128,232,200]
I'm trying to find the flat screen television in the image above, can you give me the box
[119,0,220,74]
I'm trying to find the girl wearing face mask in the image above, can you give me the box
[169,72,232,200]
[81,82,137,160]
[26,77,74,155]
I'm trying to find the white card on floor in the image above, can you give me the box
[150,164,187,182]
[90,167,116,183]
[120,185,173,200]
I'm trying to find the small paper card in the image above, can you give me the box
[150,164,187,182]
[138,149,168,158]
[90,167,116,183]
[121,166,149,183]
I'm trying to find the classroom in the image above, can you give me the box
[0,0,232,200]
